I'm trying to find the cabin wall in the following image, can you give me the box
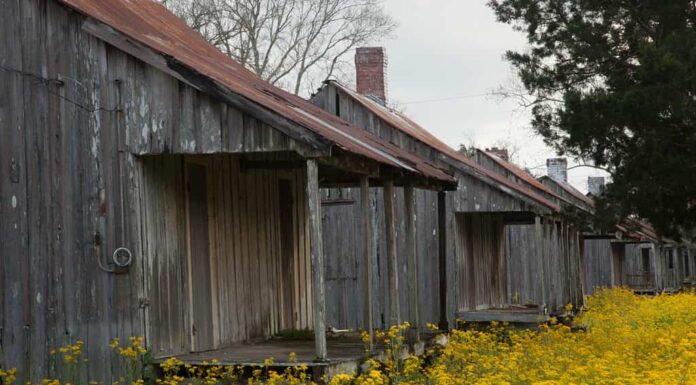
[321,187,446,330]
[624,243,657,291]
[506,225,541,306]
[139,155,311,357]
[505,222,584,313]
[658,247,682,290]
[583,239,614,294]
[1,1,145,381]
[0,1,312,381]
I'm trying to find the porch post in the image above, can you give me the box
[306,159,327,361]
[360,175,374,351]
[534,215,547,314]
[383,180,400,326]
[404,185,419,341]
[437,191,449,330]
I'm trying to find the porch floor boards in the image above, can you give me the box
[457,307,548,323]
[165,339,367,367]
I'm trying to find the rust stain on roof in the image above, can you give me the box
[329,81,561,212]
[58,0,454,184]
[540,176,596,208]
[616,219,659,242]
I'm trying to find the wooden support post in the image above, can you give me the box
[306,159,327,361]
[534,216,547,314]
[437,191,449,331]
[360,175,374,351]
[404,185,419,341]
[383,180,400,326]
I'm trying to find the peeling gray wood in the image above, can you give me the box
[306,160,327,361]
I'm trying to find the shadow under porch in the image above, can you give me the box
[456,212,583,324]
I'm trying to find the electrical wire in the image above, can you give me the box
[0,64,120,113]
[402,92,491,105]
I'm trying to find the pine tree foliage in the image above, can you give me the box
[489,0,696,239]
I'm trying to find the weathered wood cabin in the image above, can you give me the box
[311,48,586,327]
[0,1,457,382]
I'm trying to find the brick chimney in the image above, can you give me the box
[355,47,388,104]
[587,176,605,196]
[546,158,568,183]
[486,147,509,162]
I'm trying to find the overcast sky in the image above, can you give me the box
[379,0,608,192]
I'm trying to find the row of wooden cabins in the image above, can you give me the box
[551,173,696,295]
[0,0,688,382]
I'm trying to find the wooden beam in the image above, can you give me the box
[404,185,419,341]
[306,160,327,361]
[361,176,374,351]
[383,180,400,326]
[534,216,547,314]
[437,191,449,331]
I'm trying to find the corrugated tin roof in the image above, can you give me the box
[58,0,454,185]
[616,219,660,242]
[539,176,596,208]
[480,150,558,198]
[328,81,561,212]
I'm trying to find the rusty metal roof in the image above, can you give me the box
[539,176,596,208]
[58,0,454,185]
[328,81,561,212]
[616,219,660,242]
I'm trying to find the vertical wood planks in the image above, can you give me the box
[404,186,419,339]
[437,191,448,330]
[383,180,400,326]
[360,176,374,349]
[306,160,327,361]
[534,216,547,313]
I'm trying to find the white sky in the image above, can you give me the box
[379,0,608,192]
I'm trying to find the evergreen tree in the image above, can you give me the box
[490,0,696,239]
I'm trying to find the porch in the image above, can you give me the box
[153,331,444,380]
[140,150,455,369]
[456,211,584,323]
[457,306,549,324]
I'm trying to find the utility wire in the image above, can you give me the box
[402,92,491,105]
[0,64,120,113]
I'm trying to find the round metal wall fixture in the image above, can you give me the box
[112,247,133,267]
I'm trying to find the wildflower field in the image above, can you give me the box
[1,288,695,385]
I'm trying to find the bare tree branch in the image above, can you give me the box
[163,0,396,96]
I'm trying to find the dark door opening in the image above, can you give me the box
[185,162,214,352]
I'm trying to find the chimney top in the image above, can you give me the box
[587,176,606,196]
[486,147,509,162]
[355,47,388,104]
[546,158,568,183]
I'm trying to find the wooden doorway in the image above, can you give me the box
[185,161,215,352]
[611,243,625,287]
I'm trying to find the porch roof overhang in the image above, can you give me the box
[58,0,455,191]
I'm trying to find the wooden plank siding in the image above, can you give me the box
[506,222,584,313]
[583,239,614,295]
[0,1,319,381]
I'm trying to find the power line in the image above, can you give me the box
[402,92,491,105]
[0,64,120,113]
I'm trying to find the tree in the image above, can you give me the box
[489,0,696,239]
[162,0,396,96]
